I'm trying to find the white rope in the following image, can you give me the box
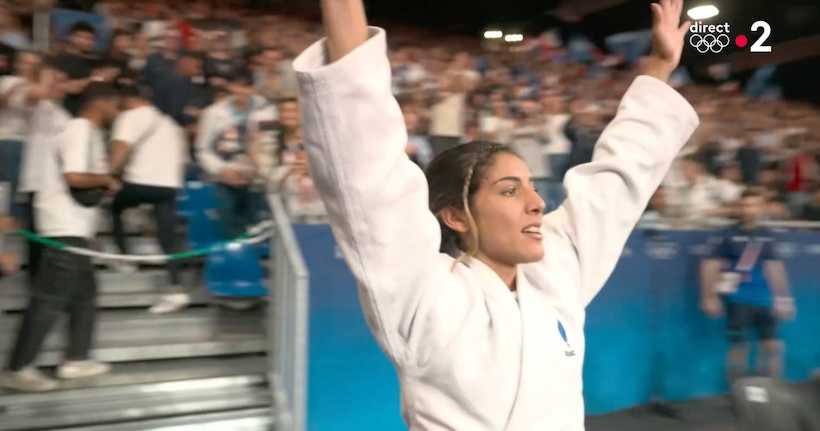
[58,220,275,263]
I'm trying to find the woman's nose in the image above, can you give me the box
[527,187,546,215]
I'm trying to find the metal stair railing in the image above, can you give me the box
[266,192,309,431]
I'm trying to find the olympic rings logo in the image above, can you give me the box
[689,33,731,54]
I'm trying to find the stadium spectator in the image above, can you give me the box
[108,84,188,314]
[152,50,203,128]
[53,21,118,116]
[196,70,274,239]
[18,61,71,284]
[0,50,41,217]
[3,83,121,393]
[142,26,182,95]
[701,188,795,381]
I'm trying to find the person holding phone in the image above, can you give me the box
[196,69,275,239]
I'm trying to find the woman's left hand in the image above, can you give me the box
[646,0,690,81]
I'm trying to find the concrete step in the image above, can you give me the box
[0,308,265,351]
[50,408,273,431]
[0,288,212,312]
[0,330,267,367]
[0,373,271,431]
[0,355,268,405]
[0,270,197,297]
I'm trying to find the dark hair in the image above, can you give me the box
[230,66,254,86]
[80,82,119,110]
[425,141,518,264]
[179,50,203,61]
[69,21,97,36]
[119,83,152,100]
[740,187,766,200]
[276,96,298,106]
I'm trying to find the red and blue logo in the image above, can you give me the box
[558,319,576,357]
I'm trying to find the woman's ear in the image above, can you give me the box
[440,206,469,234]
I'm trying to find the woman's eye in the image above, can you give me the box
[502,188,517,196]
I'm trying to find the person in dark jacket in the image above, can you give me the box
[152,51,203,126]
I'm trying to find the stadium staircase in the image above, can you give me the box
[0,188,281,430]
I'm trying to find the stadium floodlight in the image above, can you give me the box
[504,34,524,42]
[687,5,719,20]
[484,30,503,39]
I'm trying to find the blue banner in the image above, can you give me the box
[294,224,820,430]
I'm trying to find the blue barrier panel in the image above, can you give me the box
[292,224,403,431]
[293,224,820,429]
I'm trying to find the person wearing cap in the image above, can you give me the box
[195,68,276,239]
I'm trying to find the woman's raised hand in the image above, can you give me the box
[321,0,369,62]
[645,0,691,82]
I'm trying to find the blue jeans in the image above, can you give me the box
[213,184,268,240]
[0,139,23,216]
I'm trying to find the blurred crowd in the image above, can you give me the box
[1,0,819,230]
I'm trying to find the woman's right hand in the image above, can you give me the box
[644,0,690,82]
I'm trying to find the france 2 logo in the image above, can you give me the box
[689,20,772,54]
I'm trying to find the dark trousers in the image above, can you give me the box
[0,139,23,218]
[213,184,266,240]
[111,182,181,285]
[22,192,43,285]
[8,237,98,371]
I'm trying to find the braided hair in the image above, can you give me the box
[425,141,518,269]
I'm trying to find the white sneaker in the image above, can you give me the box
[56,360,111,380]
[149,293,190,314]
[2,367,59,392]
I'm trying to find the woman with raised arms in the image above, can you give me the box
[291,0,698,429]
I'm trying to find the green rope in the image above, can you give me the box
[11,229,258,261]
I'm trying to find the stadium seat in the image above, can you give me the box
[182,182,220,250]
[205,242,268,297]
[185,163,202,181]
[178,180,215,220]
[187,209,220,252]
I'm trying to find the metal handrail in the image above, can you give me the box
[267,193,309,431]
[0,182,9,253]
[638,216,820,230]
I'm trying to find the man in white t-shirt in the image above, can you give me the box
[0,51,41,217]
[18,62,71,285]
[109,84,189,314]
[3,83,121,393]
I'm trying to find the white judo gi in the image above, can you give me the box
[293,28,699,431]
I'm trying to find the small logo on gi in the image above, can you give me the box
[558,320,576,357]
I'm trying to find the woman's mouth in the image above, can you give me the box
[522,225,543,240]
